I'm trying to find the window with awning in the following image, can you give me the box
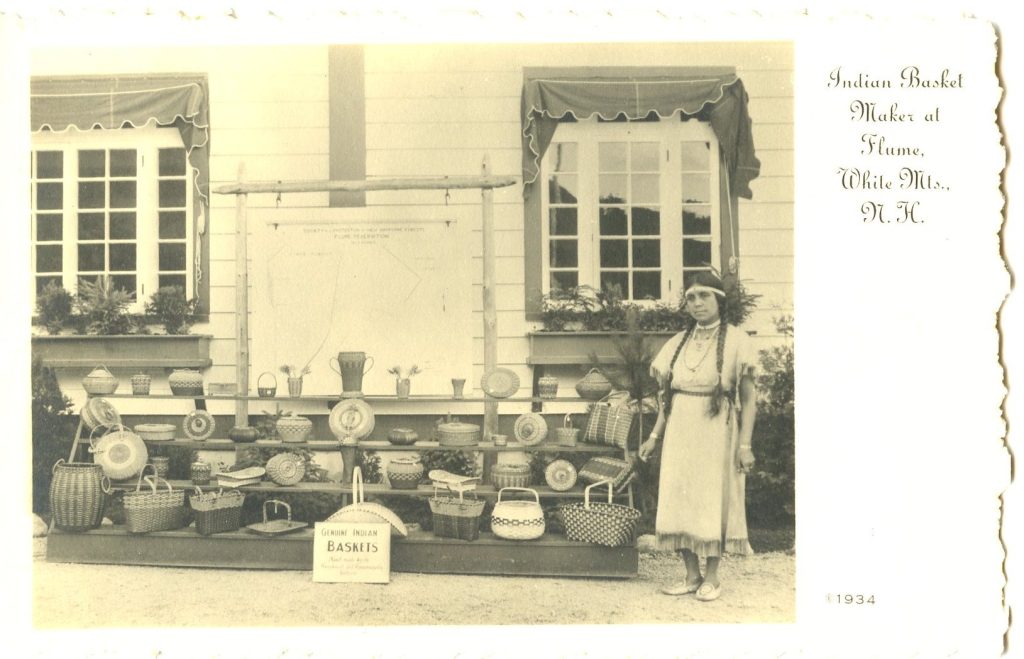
[521,67,760,316]
[30,75,210,313]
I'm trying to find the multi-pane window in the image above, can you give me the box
[31,125,192,311]
[541,116,720,302]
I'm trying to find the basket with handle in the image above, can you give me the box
[327,467,408,537]
[555,413,579,446]
[429,486,486,541]
[257,371,278,398]
[189,486,245,535]
[122,464,186,533]
[490,487,546,541]
[560,480,642,547]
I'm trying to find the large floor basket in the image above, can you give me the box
[189,487,245,535]
[429,489,486,541]
[560,480,642,547]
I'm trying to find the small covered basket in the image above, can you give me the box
[82,366,118,395]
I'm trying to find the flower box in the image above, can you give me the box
[31,334,213,369]
[527,331,677,366]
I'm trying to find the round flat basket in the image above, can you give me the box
[81,397,121,431]
[513,413,548,446]
[481,368,520,399]
[182,410,216,441]
[544,459,578,492]
[266,453,306,486]
[329,399,376,442]
[90,426,148,480]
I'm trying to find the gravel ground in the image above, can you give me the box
[32,537,795,628]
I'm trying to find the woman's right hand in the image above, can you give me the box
[638,437,659,462]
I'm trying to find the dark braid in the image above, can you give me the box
[708,324,729,417]
[661,327,690,419]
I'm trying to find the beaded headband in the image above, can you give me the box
[683,283,725,298]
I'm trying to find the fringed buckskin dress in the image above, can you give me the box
[650,324,757,557]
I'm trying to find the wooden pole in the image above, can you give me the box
[234,162,249,426]
[214,175,516,195]
[481,156,498,438]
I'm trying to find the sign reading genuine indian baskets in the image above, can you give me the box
[312,521,391,583]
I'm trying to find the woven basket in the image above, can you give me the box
[276,415,313,443]
[575,368,613,400]
[386,457,424,490]
[135,423,176,441]
[437,422,480,447]
[560,480,642,547]
[82,366,118,395]
[429,491,485,541]
[327,467,408,537]
[81,397,120,431]
[490,487,545,540]
[169,369,204,396]
[189,487,245,535]
[490,462,531,489]
[49,460,110,532]
[130,374,151,395]
[554,413,579,446]
[257,371,277,398]
[265,452,305,486]
[537,375,559,399]
[123,465,185,533]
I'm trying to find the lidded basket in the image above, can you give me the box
[82,366,118,395]
[490,462,532,489]
[169,369,204,396]
[575,368,613,400]
[537,374,559,399]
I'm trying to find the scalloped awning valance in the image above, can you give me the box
[521,67,760,200]
[30,75,210,205]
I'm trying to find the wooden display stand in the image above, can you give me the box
[46,162,640,578]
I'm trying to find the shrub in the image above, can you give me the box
[32,357,76,516]
[36,282,74,335]
[746,316,795,527]
[145,285,198,335]
[76,276,137,335]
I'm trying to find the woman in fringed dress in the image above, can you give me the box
[638,271,758,602]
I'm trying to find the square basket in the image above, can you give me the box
[189,488,245,536]
[429,493,485,541]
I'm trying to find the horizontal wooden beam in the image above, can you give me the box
[214,176,518,195]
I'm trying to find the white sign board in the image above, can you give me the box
[251,219,474,396]
[312,522,391,584]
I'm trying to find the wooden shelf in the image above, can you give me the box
[47,526,638,577]
[109,479,629,499]
[101,393,596,403]
[141,438,618,453]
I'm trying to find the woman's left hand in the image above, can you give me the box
[736,446,755,473]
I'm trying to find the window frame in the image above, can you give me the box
[538,116,721,306]
[31,124,196,314]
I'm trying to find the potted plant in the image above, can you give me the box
[144,285,198,335]
[387,364,422,398]
[31,276,212,369]
[36,282,74,335]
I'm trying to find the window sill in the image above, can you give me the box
[31,334,213,369]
